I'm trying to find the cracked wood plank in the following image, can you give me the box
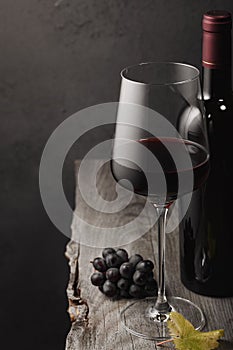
[65,161,233,349]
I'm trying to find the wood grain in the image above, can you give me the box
[65,161,233,349]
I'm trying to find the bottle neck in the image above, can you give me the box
[202,25,232,99]
[202,66,232,99]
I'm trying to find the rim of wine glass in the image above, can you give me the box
[120,61,200,86]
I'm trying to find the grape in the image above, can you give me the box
[99,285,104,294]
[136,260,154,273]
[133,270,148,286]
[106,253,122,268]
[106,268,121,283]
[129,284,145,298]
[91,272,106,286]
[145,279,158,296]
[116,248,128,262]
[102,247,116,259]
[147,271,154,281]
[103,280,117,298]
[92,257,107,272]
[113,288,120,300]
[119,262,134,279]
[117,278,131,290]
[120,290,132,299]
[129,254,143,267]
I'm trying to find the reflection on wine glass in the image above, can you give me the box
[111,62,209,340]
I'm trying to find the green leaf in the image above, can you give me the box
[167,312,224,350]
[168,311,196,338]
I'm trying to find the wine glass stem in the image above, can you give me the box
[153,205,171,313]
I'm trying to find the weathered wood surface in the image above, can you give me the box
[65,161,233,350]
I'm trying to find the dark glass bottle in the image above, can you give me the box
[179,10,233,297]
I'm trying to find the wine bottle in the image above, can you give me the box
[179,10,233,297]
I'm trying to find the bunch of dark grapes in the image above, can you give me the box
[90,248,157,299]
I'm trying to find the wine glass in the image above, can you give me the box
[111,62,209,340]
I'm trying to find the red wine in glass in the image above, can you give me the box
[111,137,209,204]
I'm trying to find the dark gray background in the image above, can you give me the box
[1,1,233,349]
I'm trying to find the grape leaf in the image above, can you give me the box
[168,311,195,338]
[167,312,224,350]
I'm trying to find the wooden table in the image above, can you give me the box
[65,161,233,349]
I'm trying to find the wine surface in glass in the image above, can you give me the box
[111,137,209,203]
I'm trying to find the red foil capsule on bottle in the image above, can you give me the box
[202,10,232,69]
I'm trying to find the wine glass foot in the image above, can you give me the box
[120,296,205,341]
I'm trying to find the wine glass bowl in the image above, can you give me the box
[112,136,209,205]
[111,62,209,340]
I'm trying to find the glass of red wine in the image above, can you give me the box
[111,62,209,340]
